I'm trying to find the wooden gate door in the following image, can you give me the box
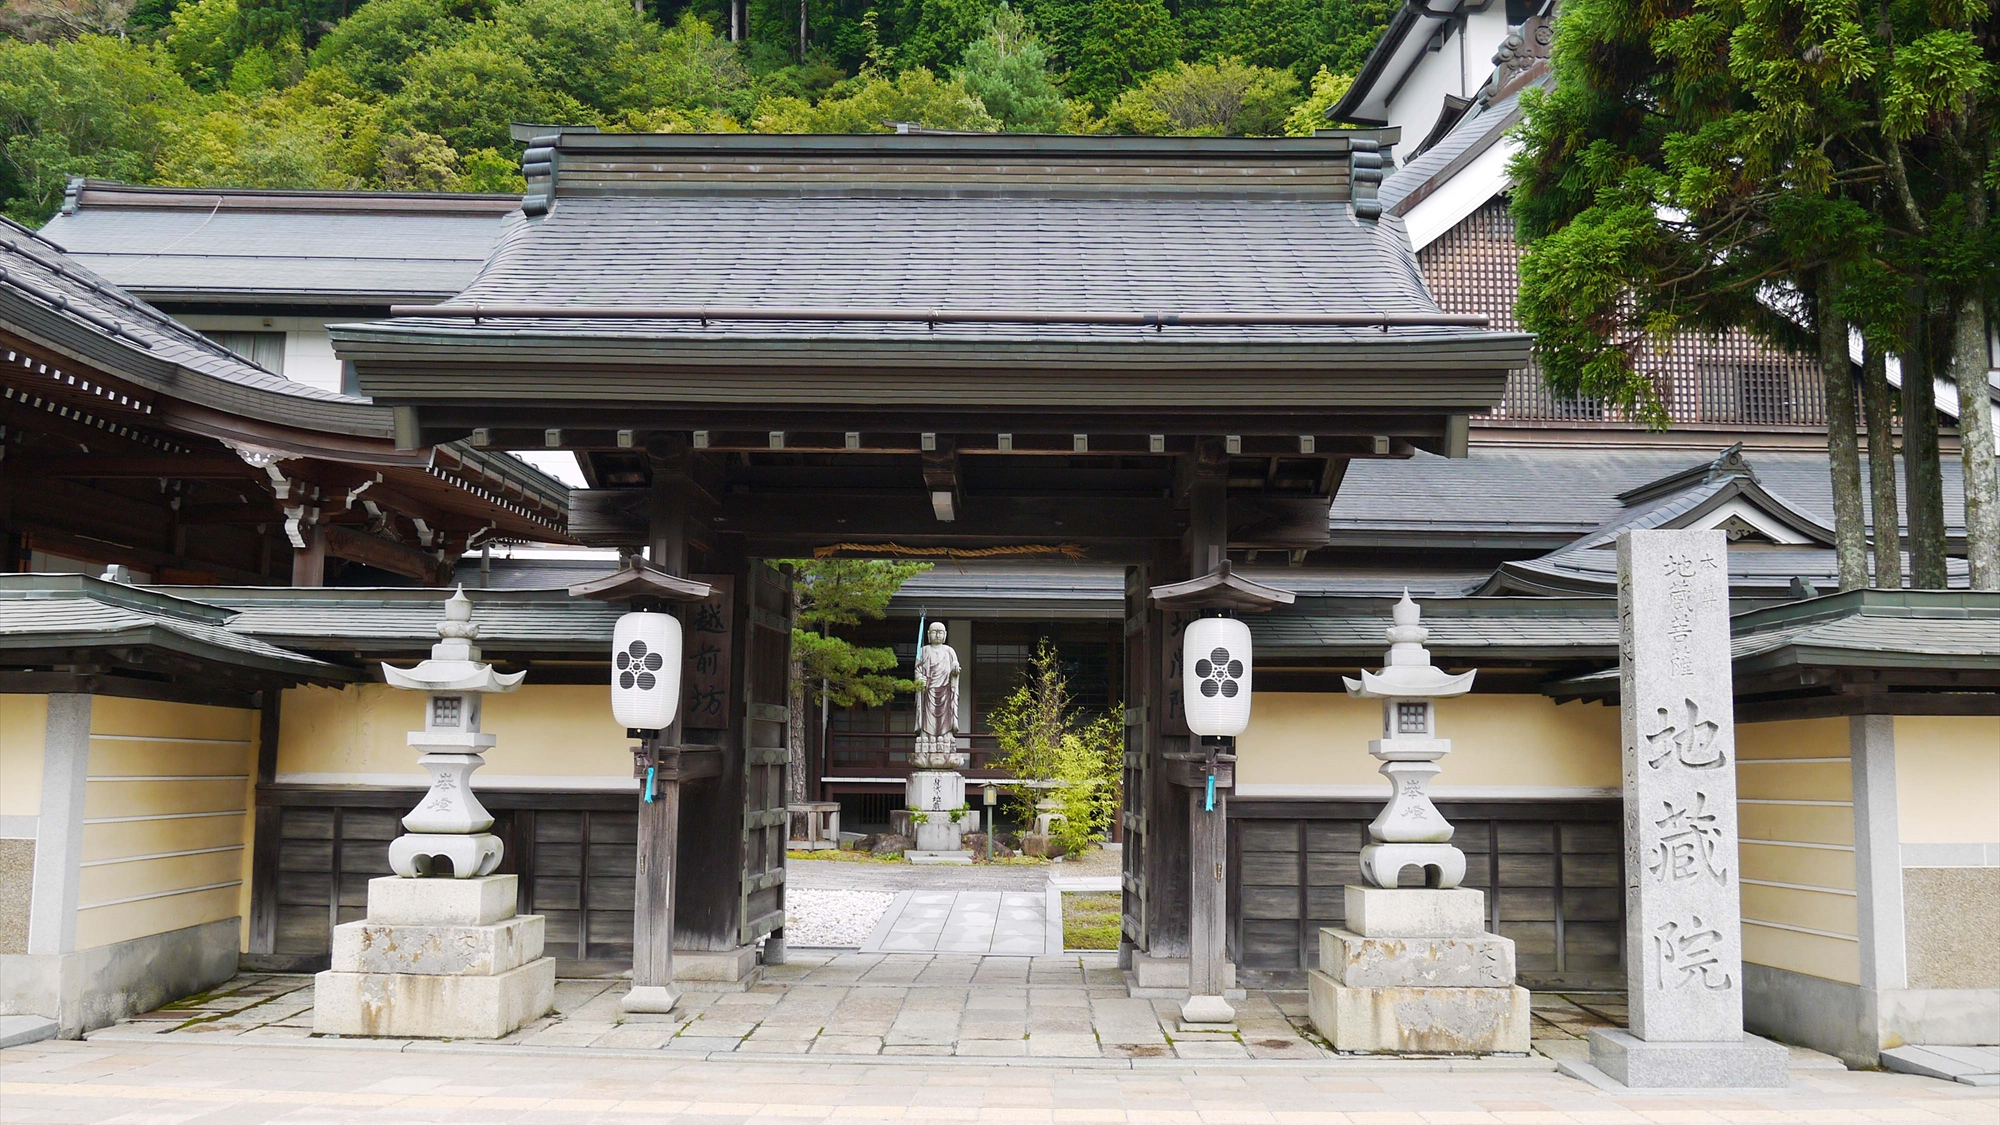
[1120,564,1150,954]
[738,562,792,948]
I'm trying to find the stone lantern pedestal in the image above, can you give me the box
[314,590,555,1039]
[1307,594,1529,1054]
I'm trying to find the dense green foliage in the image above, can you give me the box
[1,0,1393,222]
[1509,0,2000,588]
[988,638,1121,855]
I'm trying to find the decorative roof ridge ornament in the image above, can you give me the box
[1343,590,1476,698]
[381,587,526,693]
[1148,559,1297,612]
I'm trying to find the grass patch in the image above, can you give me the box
[983,854,1050,865]
[1062,891,1122,950]
[786,848,904,862]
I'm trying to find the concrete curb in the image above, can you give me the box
[77,1025,1560,1073]
[0,1016,58,1049]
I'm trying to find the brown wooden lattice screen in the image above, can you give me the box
[1418,200,1826,429]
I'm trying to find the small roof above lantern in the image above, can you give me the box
[381,588,526,693]
[1344,591,1475,699]
[1149,561,1297,613]
[567,558,713,606]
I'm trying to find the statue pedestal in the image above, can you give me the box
[1307,886,1529,1054]
[314,875,555,1039]
[907,768,968,858]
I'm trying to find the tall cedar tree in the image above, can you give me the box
[1511,0,1997,589]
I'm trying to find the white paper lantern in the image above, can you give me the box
[612,611,681,731]
[1184,615,1252,737]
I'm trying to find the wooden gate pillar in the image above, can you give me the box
[568,436,715,1014]
[1144,446,1294,1024]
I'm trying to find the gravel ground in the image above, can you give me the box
[781,846,1121,946]
[778,888,898,947]
[784,845,1120,891]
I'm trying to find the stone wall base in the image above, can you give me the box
[1745,961,2000,1068]
[0,917,238,1039]
[1125,954,1241,999]
[1583,1028,1790,1088]
[1307,973,1529,1054]
[674,944,761,990]
[314,959,556,1039]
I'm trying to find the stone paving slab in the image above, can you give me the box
[3,1034,1988,1125]
[72,960,1843,1075]
[862,889,1063,956]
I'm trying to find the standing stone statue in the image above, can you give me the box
[912,620,963,768]
[1569,530,1787,1088]
[907,621,970,861]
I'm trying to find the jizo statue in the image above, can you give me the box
[913,620,961,739]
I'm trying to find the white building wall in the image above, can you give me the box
[173,314,347,395]
[1382,6,1515,153]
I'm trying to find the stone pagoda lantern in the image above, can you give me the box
[314,589,555,1040]
[1342,591,1476,890]
[1307,592,1529,1055]
[379,589,525,879]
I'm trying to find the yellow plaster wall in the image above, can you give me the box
[0,694,47,817]
[1236,692,1620,790]
[75,697,256,951]
[1736,716,1859,985]
[276,683,634,784]
[1894,716,2000,845]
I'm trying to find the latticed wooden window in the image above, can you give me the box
[1417,199,1826,429]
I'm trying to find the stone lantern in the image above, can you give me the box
[1342,591,1475,890]
[380,588,525,879]
[1308,592,1529,1055]
[314,589,554,1040]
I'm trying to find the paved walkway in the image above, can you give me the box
[80,959,1838,1072]
[860,890,1063,955]
[4,1034,1989,1125]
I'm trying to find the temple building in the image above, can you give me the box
[1,105,1994,1067]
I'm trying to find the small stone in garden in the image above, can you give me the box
[871,833,913,855]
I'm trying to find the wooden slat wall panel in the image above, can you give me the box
[1229,800,1624,989]
[266,796,635,970]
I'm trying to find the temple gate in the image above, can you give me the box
[331,130,1527,995]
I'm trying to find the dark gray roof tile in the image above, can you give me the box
[38,183,511,305]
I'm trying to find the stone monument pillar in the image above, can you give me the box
[1568,531,1788,1087]
[907,620,971,863]
[314,590,556,1039]
[1308,593,1530,1053]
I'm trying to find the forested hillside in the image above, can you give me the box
[0,0,1389,223]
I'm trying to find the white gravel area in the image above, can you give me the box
[782,888,897,947]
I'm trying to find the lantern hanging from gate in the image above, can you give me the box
[1183,614,1253,737]
[612,610,682,731]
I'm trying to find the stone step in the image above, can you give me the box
[331,914,543,977]
[1343,886,1485,938]
[313,957,555,1040]
[1307,971,1529,1054]
[1318,927,1515,988]
[364,873,518,926]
